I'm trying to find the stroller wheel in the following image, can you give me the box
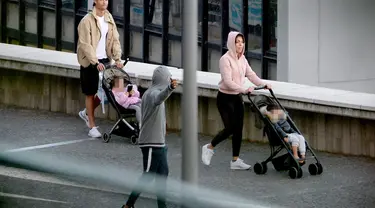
[316,163,323,175]
[254,162,267,175]
[308,163,318,175]
[288,167,298,179]
[103,133,111,143]
[130,135,138,145]
[297,168,303,178]
[261,162,268,174]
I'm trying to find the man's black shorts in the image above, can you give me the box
[80,58,110,96]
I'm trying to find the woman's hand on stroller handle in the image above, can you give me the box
[254,85,267,91]
[243,85,267,95]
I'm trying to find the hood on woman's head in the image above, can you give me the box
[226,31,245,57]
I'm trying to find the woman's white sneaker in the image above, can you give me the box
[230,158,251,170]
[201,144,214,166]
[88,127,102,138]
[78,109,90,128]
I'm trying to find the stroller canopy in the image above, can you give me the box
[252,94,277,109]
[251,94,278,130]
[102,67,132,89]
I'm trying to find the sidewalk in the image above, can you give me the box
[0,105,375,208]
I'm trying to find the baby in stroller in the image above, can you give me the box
[265,104,306,163]
[111,77,142,128]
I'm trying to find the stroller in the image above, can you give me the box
[248,86,323,179]
[100,59,139,144]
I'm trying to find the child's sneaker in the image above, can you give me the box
[230,158,251,170]
[78,109,90,128]
[88,127,102,138]
[201,144,214,166]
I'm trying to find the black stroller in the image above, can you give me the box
[248,86,323,179]
[100,59,139,144]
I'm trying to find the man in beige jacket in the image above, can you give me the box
[77,0,123,138]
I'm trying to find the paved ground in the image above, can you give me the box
[0,105,375,208]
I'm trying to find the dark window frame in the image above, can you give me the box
[0,0,277,77]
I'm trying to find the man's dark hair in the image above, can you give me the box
[93,2,96,6]
[266,104,280,112]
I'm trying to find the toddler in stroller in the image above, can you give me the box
[100,63,140,144]
[265,104,306,163]
[111,77,142,128]
[248,86,323,179]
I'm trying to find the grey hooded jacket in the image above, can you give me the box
[138,66,174,147]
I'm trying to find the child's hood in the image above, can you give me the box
[150,66,172,90]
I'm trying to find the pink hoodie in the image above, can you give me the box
[112,84,141,108]
[218,31,264,94]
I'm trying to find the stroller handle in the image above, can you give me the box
[246,85,275,100]
[104,57,130,69]
[254,85,267,91]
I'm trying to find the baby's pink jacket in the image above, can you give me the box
[112,84,141,108]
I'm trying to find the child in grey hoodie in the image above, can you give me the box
[123,66,177,208]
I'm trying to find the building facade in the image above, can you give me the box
[278,0,375,94]
[0,0,373,93]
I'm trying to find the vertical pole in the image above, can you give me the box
[19,0,26,45]
[73,0,80,52]
[0,0,7,43]
[123,0,130,59]
[261,0,270,79]
[55,0,62,51]
[142,0,149,62]
[201,0,208,71]
[107,0,113,13]
[221,0,229,55]
[243,0,249,51]
[181,0,198,206]
[36,0,43,48]
[161,0,169,65]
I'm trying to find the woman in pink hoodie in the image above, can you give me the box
[201,31,271,170]
[112,77,142,127]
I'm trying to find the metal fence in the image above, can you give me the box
[0,0,277,78]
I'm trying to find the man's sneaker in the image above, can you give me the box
[78,109,90,128]
[230,158,251,170]
[201,144,214,166]
[88,127,102,138]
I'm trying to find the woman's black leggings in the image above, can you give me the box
[211,91,245,157]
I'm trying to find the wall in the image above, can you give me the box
[278,0,375,94]
[1,67,374,158]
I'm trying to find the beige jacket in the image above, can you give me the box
[76,7,122,67]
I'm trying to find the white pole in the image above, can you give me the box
[181,0,199,197]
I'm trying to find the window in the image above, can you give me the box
[151,0,162,25]
[269,0,277,52]
[130,0,143,26]
[24,0,37,4]
[62,0,74,10]
[112,0,124,17]
[207,0,221,44]
[169,0,182,35]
